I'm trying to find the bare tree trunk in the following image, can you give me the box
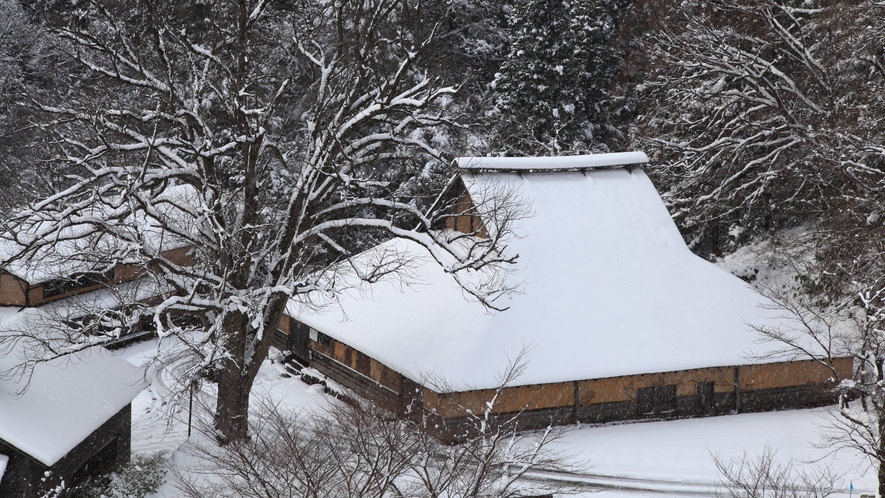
[215,361,253,442]
[214,294,288,442]
[214,311,251,442]
[879,464,885,498]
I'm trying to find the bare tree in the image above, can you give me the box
[713,446,839,498]
[173,357,578,498]
[0,0,522,442]
[637,5,885,487]
[745,263,885,496]
[637,0,885,256]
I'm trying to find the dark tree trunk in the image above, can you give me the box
[879,460,885,498]
[214,358,253,442]
[213,294,289,443]
[214,310,251,442]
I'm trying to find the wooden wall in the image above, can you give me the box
[440,189,487,237]
[310,333,405,394]
[0,273,27,306]
[424,358,851,419]
[285,316,853,432]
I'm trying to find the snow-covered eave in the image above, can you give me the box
[0,242,193,286]
[455,151,649,173]
[289,303,850,393]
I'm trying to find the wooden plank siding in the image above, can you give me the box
[444,191,487,237]
[310,334,404,393]
[0,273,28,306]
[431,178,488,238]
[285,317,853,432]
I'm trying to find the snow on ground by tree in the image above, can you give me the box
[116,337,877,497]
[117,339,337,497]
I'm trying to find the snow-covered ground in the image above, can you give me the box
[118,339,336,497]
[118,338,877,497]
[551,409,875,497]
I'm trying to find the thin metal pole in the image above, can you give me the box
[188,382,194,438]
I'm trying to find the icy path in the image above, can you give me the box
[122,339,193,455]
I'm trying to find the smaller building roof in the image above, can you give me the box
[0,184,197,284]
[0,307,145,466]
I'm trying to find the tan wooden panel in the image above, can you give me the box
[425,382,574,417]
[369,358,384,382]
[578,366,736,404]
[277,314,291,334]
[0,273,27,306]
[28,285,43,305]
[740,359,847,390]
[161,245,194,266]
[333,342,347,362]
[113,263,143,283]
[577,376,634,404]
[834,357,854,380]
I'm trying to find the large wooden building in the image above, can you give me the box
[280,152,851,433]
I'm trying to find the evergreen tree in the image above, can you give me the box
[491,0,629,155]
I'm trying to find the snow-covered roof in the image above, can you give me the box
[293,156,784,390]
[456,151,649,171]
[0,310,146,466]
[0,184,197,284]
[0,454,7,483]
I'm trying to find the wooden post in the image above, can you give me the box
[733,366,741,413]
[573,380,580,425]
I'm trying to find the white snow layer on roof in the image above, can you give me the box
[0,453,7,483]
[0,318,146,466]
[293,167,786,390]
[456,151,649,170]
[0,184,197,283]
